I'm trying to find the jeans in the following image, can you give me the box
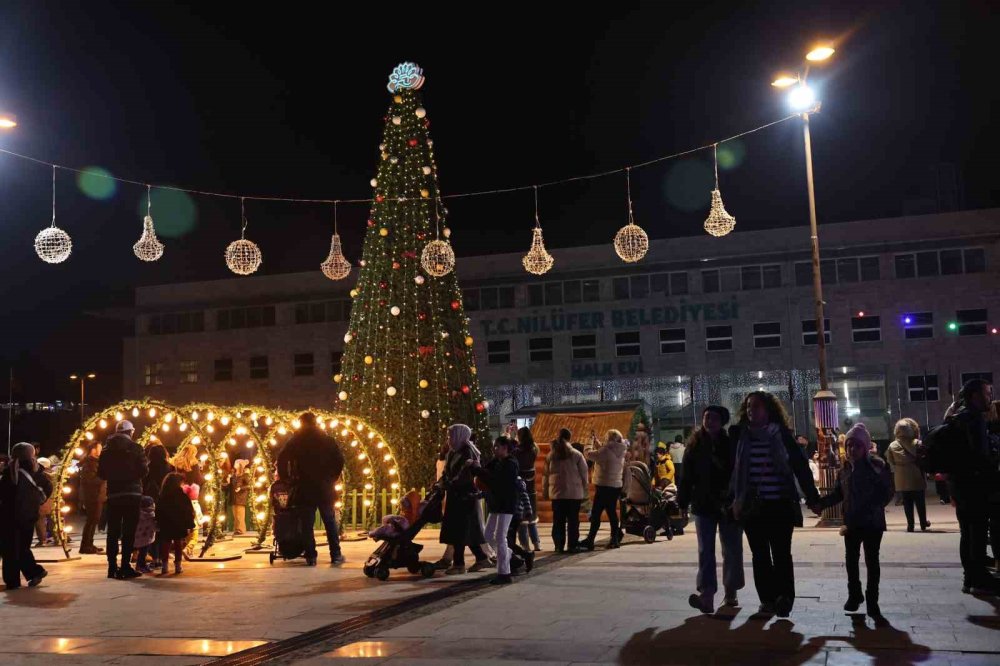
[2,523,45,588]
[517,522,541,550]
[506,518,531,564]
[844,528,882,599]
[901,490,928,529]
[693,513,744,598]
[956,501,991,586]
[106,495,141,568]
[551,499,582,551]
[587,486,621,543]
[743,508,796,608]
[317,502,342,558]
[485,513,513,575]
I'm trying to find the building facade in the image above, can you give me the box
[124,209,1000,442]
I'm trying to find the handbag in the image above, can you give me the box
[733,486,762,521]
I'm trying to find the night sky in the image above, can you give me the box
[0,1,996,406]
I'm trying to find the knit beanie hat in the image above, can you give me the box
[845,423,872,450]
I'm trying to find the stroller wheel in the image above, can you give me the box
[420,562,436,579]
[665,524,674,541]
[363,564,376,578]
[375,566,390,581]
[642,525,657,544]
[269,552,276,565]
[406,562,422,575]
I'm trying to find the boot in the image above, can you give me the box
[866,589,883,622]
[844,587,864,613]
[578,537,595,552]
[107,564,118,579]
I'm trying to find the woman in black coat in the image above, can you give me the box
[514,427,542,551]
[438,424,490,574]
[0,442,53,588]
[143,443,174,499]
[156,472,196,574]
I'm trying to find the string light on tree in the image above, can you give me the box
[133,185,165,262]
[703,144,736,238]
[522,186,554,275]
[226,198,263,275]
[613,168,648,263]
[34,166,72,264]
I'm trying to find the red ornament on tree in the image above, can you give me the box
[408,138,418,147]
[380,281,388,289]
[450,301,460,310]
[367,219,375,227]
[417,233,426,241]
[392,261,401,269]
[376,195,384,203]
[418,313,427,321]
[461,385,470,395]
[403,251,417,259]
[418,345,434,357]
[476,402,486,413]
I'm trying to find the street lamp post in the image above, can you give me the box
[69,373,96,426]
[773,44,841,524]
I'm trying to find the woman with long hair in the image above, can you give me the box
[515,426,542,552]
[580,429,627,550]
[677,405,743,613]
[543,427,589,553]
[144,443,174,499]
[0,442,53,588]
[170,445,203,486]
[730,391,818,618]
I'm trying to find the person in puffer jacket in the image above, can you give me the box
[580,429,627,550]
[814,423,893,622]
[98,420,148,580]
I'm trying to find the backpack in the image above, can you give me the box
[14,470,47,528]
[917,419,962,474]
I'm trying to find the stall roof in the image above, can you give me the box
[525,402,642,445]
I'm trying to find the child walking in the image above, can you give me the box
[134,496,157,573]
[157,473,195,575]
[470,435,521,584]
[813,423,893,622]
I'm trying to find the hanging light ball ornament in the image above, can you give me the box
[613,222,649,263]
[133,215,165,262]
[390,306,401,316]
[421,239,455,277]
[320,232,352,281]
[225,238,262,275]
[34,226,73,264]
[703,189,736,237]
[522,227,554,275]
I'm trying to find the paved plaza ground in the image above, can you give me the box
[1,501,997,665]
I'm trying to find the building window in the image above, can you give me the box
[895,248,986,279]
[741,264,781,290]
[851,315,882,343]
[582,279,600,302]
[630,275,649,300]
[741,266,762,290]
[144,362,164,386]
[148,311,205,335]
[903,312,933,339]
[762,265,782,289]
[612,277,629,300]
[753,322,782,349]
[907,374,939,402]
[544,282,563,306]
[572,334,597,360]
[293,353,314,377]
[179,361,198,384]
[860,256,880,281]
[961,372,994,386]
[615,331,640,357]
[294,300,350,324]
[955,308,988,336]
[563,280,599,304]
[219,305,276,330]
[527,283,569,307]
[701,269,720,294]
[463,289,480,311]
[528,337,553,362]
[794,262,812,287]
[706,325,733,352]
[329,352,342,376]
[659,328,686,354]
[527,284,544,307]
[465,286,514,310]
[214,358,233,382]
[480,287,499,310]
[836,257,859,283]
[487,340,511,364]
[651,272,689,296]
[564,280,582,304]
[801,319,831,346]
[250,356,269,380]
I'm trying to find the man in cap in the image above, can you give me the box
[98,420,148,579]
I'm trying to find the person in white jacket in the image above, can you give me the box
[580,429,627,550]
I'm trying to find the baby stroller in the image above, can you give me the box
[621,463,687,543]
[269,479,306,565]
[363,486,443,581]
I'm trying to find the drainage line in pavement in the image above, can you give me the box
[203,541,610,666]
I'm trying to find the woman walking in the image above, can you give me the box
[677,406,743,613]
[438,424,491,574]
[580,429,627,550]
[730,391,819,618]
[543,429,590,553]
[0,442,53,588]
[515,427,542,552]
[886,418,930,532]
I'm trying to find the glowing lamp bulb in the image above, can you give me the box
[61,505,71,514]
[904,316,912,325]
[292,419,301,429]
[250,412,258,421]
[256,512,266,521]
[358,453,366,460]
[278,426,287,435]
[85,431,94,440]
[148,408,157,418]
[132,408,139,417]
[206,411,215,421]
[162,424,170,432]
[993,328,998,335]
[204,494,214,502]
[363,500,372,507]
[334,501,343,509]
[335,484,343,492]
[362,467,372,475]
[269,438,277,446]
[204,473,214,482]
[383,454,392,462]
[367,432,375,439]
[192,436,202,445]
[180,423,188,432]
[948,322,958,331]
[264,416,273,426]
[191,411,199,420]
[115,412,124,421]
[246,441,255,448]
[63,525,73,533]
[857,311,865,318]
[164,413,173,423]
[350,440,358,448]
[62,486,72,495]
[390,498,399,506]
[377,441,384,448]
[220,416,230,426]
[341,429,349,437]
[98,419,108,429]
[199,453,209,462]
[388,468,397,476]
[206,425,215,433]
[391,482,399,490]
[788,84,817,111]
[253,457,262,464]
[364,483,373,490]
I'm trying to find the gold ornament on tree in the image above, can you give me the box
[703,143,736,237]
[522,186,554,275]
[225,197,263,275]
[321,202,352,281]
[613,167,648,263]
[34,166,73,264]
[421,199,455,277]
[133,185,165,262]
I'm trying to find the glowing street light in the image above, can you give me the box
[806,45,836,61]
[0,113,16,129]
[771,75,799,88]
[788,84,817,112]
[69,373,97,426]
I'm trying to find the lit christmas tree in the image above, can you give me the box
[335,63,489,487]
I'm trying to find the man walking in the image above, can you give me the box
[98,420,148,579]
[277,412,346,565]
